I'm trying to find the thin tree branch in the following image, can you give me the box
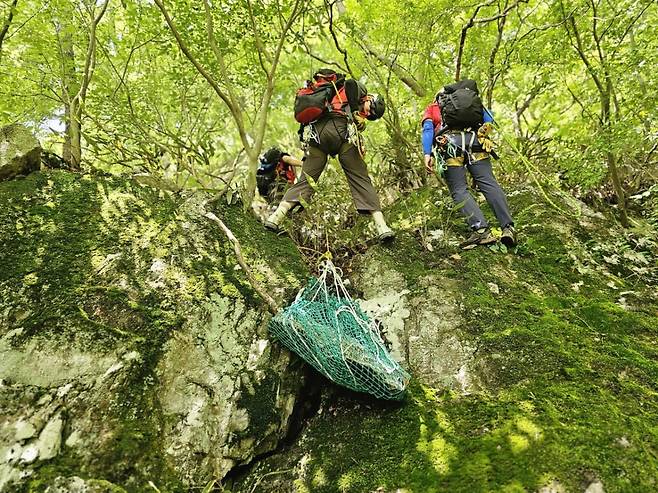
[74,0,110,107]
[201,0,245,124]
[455,0,496,81]
[295,32,349,72]
[609,0,654,59]
[455,0,527,80]
[486,0,508,108]
[252,0,304,155]
[360,40,426,97]
[565,82,599,123]
[246,0,270,75]
[562,4,606,104]
[204,212,279,315]
[473,0,527,24]
[0,0,18,58]
[153,0,250,153]
[325,0,353,77]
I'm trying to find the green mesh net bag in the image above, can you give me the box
[269,260,410,400]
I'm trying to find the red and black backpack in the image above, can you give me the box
[294,70,346,124]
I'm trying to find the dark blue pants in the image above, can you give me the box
[444,158,514,230]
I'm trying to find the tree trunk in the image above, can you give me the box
[601,83,628,227]
[606,145,629,227]
[60,28,81,169]
[70,101,82,167]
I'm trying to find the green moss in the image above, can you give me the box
[1,170,308,491]
[237,184,658,492]
[235,373,280,440]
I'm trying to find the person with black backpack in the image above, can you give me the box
[264,68,394,242]
[256,147,301,202]
[422,79,516,250]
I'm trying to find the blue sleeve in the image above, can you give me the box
[422,120,435,155]
[483,108,494,123]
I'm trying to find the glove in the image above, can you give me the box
[352,111,367,132]
[478,123,495,153]
[480,137,494,153]
[424,154,434,175]
[477,122,494,138]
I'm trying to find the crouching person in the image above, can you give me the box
[422,79,516,249]
[264,68,394,243]
[256,147,301,202]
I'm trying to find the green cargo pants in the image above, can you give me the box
[282,115,381,212]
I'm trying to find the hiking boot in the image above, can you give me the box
[372,211,395,243]
[500,225,517,248]
[378,229,395,243]
[264,201,294,233]
[264,220,281,233]
[460,227,496,250]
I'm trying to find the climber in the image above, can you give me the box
[264,68,394,243]
[422,79,517,250]
[256,147,302,202]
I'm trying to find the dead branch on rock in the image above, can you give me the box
[204,211,279,315]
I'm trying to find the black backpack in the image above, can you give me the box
[256,147,282,197]
[438,79,484,130]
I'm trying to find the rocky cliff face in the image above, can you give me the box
[0,171,308,491]
[232,187,658,493]
[2,169,657,493]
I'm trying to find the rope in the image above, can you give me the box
[497,129,581,218]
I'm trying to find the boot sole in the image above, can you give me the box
[500,237,517,248]
[378,231,396,243]
[264,221,281,233]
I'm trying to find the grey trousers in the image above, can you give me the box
[282,116,381,212]
[444,158,514,230]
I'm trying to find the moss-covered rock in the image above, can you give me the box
[233,185,658,493]
[0,125,41,182]
[0,170,308,492]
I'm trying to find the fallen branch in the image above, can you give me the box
[204,211,279,315]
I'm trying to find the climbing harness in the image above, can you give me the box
[302,123,320,145]
[269,259,410,400]
[347,120,366,157]
[435,128,497,165]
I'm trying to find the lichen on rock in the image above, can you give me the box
[0,170,308,491]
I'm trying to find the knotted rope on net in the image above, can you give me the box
[269,260,410,400]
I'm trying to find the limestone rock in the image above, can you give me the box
[585,480,605,493]
[354,249,479,393]
[230,186,658,493]
[0,171,307,491]
[35,413,64,461]
[44,476,127,493]
[538,480,566,493]
[0,124,41,181]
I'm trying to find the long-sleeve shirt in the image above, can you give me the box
[421,102,493,155]
[331,79,368,115]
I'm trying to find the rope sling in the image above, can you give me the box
[269,259,410,400]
